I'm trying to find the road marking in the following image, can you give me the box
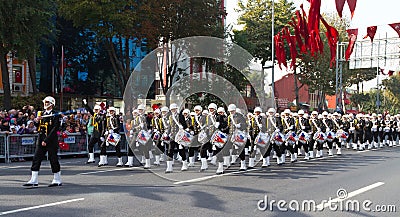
[0,198,84,216]
[173,168,260,185]
[316,182,385,210]
[79,167,140,175]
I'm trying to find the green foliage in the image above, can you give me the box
[233,0,296,65]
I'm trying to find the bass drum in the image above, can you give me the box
[210,130,228,149]
[254,132,270,148]
[231,130,247,147]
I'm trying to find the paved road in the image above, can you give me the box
[0,146,399,217]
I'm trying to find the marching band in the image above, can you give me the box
[83,102,400,176]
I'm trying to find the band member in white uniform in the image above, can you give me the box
[296,110,311,159]
[189,106,204,170]
[165,103,187,173]
[83,100,105,164]
[101,107,123,167]
[199,103,218,171]
[215,107,229,174]
[248,107,266,168]
[363,114,373,149]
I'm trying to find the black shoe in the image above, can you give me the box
[247,166,254,169]
[116,165,123,167]
[48,183,62,187]
[23,183,38,187]
[86,161,95,164]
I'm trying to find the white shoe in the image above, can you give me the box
[149,151,154,159]
[140,156,145,164]
[200,158,208,172]
[272,151,277,159]
[125,156,134,167]
[328,149,333,156]
[290,154,297,163]
[165,161,173,173]
[248,158,255,168]
[277,156,282,165]
[23,171,39,187]
[98,155,107,167]
[316,151,321,158]
[262,157,270,167]
[87,153,95,164]
[188,157,195,167]
[230,155,238,165]
[319,150,323,157]
[281,155,286,164]
[181,161,188,171]
[309,151,314,159]
[346,143,350,149]
[144,159,151,169]
[223,156,231,167]
[352,143,357,150]
[389,142,393,147]
[210,156,217,166]
[337,148,342,155]
[154,155,161,166]
[216,162,224,174]
[116,157,123,167]
[160,154,165,162]
[245,148,249,156]
[239,160,247,171]
[49,171,62,187]
[304,152,310,160]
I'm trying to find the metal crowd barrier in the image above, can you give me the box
[0,134,7,162]
[58,133,89,156]
[7,134,39,162]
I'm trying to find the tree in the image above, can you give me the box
[233,0,296,66]
[0,0,55,110]
[57,0,139,95]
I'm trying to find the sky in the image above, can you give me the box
[225,0,400,91]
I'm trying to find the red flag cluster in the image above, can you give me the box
[345,29,358,60]
[275,2,338,69]
[335,0,357,18]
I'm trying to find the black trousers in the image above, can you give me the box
[354,131,363,143]
[259,142,280,158]
[100,142,121,157]
[372,131,379,143]
[31,139,60,173]
[87,135,100,154]
[297,141,309,153]
[167,141,186,161]
[364,132,373,143]
[200,142,212,158]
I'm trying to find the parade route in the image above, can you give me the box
[1,146,399,217]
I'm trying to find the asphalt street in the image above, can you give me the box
[0,146,399,217]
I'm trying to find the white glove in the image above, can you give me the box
[129,130,134,135]
[317,128,321,132]
[139,123,144,128]
[100,137,105,142]
[83,99,87,105]
[326,128,330,132]
[109,129,113,134]
[214,122,220,128]
[148,130,152,134]
[257,124,262,128]
[275,129,280,133]
[179,125,183,129]
[185,128,190,132]
[104,131,109,136]
[301,126,305,130]
[235,123,241,128]
[190,131,194,135]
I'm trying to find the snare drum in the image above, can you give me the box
[285,131,298,146]
[298,131,310,144]
[231,130,247,147]
[136,130,150,145]
[271,131,285,146]
[107,132,122,146]
[325,131,336,142]
[175,129,193,147]
[211,130,228,148]
[198,130,210,144]
[254,132,270,148]
[314,131,326,144]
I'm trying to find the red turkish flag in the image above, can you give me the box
[289,12,305,53]
[282,27,298,69]
[389,23,400,38]
[274,33,287,70]
[363,26,377,42]
[321,18,339,67]
[346,0,357,18]
[345,29,358,60]
[307,0,321,33]
[335,0,346,18]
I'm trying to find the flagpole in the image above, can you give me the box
[60,45,64,111]
[271,0,275,108]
